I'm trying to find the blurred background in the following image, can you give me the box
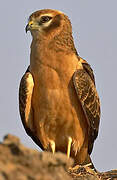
[0,0,117,172]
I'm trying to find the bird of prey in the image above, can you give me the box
[19,9,100,167]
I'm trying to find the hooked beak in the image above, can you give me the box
[25,21,33,33]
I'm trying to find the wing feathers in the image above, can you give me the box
[19,67,44,150]
[73,64,100,154]
[19,66,34,130]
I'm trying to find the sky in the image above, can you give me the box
[0,0,117,172]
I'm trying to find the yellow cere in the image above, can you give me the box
[29,21,33,25]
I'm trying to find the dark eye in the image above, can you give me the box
[40,16,52,24]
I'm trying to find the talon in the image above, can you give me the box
[84,163,92,167]
[49,140,55,154]
[67,137,72,158]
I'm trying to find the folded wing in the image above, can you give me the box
[19,66,44,150]
[73,60,100,154]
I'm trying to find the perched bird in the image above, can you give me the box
[19,9,100,168]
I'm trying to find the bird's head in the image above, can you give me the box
[25,9,72,40]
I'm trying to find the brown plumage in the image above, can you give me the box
[19,9,100,167]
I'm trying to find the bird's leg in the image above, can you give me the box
[49,140,55,154]
[67,137,72,158]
